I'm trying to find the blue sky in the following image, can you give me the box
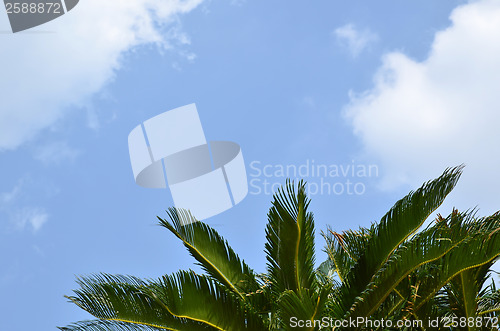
[2,0,500,329]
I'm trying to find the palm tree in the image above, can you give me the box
[60,166,500,330]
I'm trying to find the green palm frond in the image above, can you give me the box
[316,259,340,287]
[452,270,479,324]
[322,227,372,282]
[334,166,463,317]
[347,209,476,320]
[58,319,189,331]
[158,209,261,302]
[412,220,500,313]
[369,289,407,322]
[265,180,317,297]
[478,280,500,315]
[347,219,456,319]
[362,165,463,273]
[63,271,266,331]
[62,274,211,331]
[443,261,493,327]
[149,270,266,331]
[278,286,331,331]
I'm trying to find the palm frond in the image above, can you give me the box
[149,270,266,331]
[478,280,500,315]
[316,259,340,287]
[158,209,260,302]
[58,319,189,331]
[265,180,317,297]
[444,262,493,322]
[322,227,372,282]
[347,209,476,319]
[412,216,500,312]
[64,274,212,331]
[278,286,331,331]
[335,166,463,316]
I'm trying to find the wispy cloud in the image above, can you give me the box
[334,24,378,58]
[343,0,500,214]
[11,207,49,233]
[1,180,49,233]
[0,182,22,204]
[230,0,246,6]
[33,141,80,166]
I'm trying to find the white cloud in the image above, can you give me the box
[0,182,22,204]
[230,0,247,6]
[33,141,80,165]
[0,0,204,151]
[343,0,500,214]
[12,208,49,233]
[1,180,49,233]
[334,24,377,57]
